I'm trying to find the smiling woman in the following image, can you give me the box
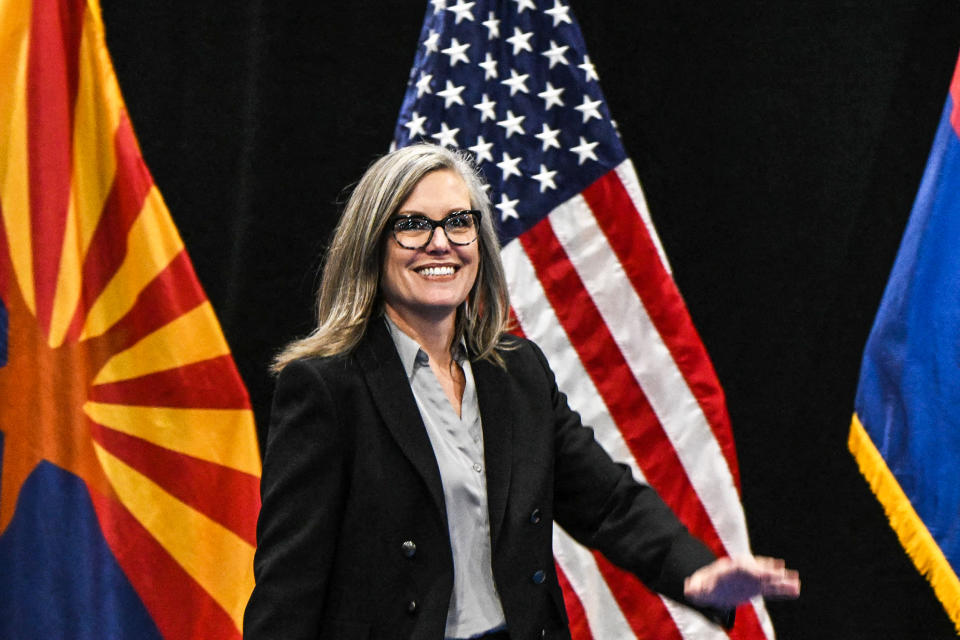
[244,143,797,640]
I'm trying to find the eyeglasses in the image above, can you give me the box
[390,210,481,249]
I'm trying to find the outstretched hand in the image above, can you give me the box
[684,556,800,609]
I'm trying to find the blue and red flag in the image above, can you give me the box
[393,2,774,638]
[850,51,960,632]
[0,0,260,637]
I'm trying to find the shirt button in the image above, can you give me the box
[401,540,416,558]
[530,508,542,524]
[472,462,482,473]
[532,569,546,584]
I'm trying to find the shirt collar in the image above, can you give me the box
[383,314,466,381]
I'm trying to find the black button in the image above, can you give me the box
[541,630,547,639]
[407,600,418,614]
[532,569,546,584]
[529,508,542,524]
[401,540,417,558]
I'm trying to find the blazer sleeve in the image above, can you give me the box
[526,342,735,628]
[243,358,350,640]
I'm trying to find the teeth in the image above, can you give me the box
[418,266,455,276]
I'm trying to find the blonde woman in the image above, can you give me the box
[244,144,798,640]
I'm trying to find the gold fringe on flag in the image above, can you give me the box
[848,414,960,632]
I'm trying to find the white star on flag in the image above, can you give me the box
[415,72,433,98]
[569,136,599,164]
[482,12,500,39]
[495,192,520,220]
[534,123,561,151]
[446,0,475,23]
[574,95,603,122]
[496,151,522,180]
[431,122,459,148]
[404,111,427,138]
[442,38,471,66]
[423,29,440,53]
[473,93,497,122]
[542,40,569,69]
[532,164,558,192]
[578,54,599,81]
[501,68,530,96]
[537,82,565,110]
[545,0,573,26]
[436,80,466,108]
[511,0,536,13]
[506,26,534,55]
[478,52,498,80]
[497,110,526,138]
[468,135,494,163]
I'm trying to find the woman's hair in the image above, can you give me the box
[272,143,512,373]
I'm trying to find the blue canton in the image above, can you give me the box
[393,0,628,247]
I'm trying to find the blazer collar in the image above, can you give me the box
[355,318,447,521]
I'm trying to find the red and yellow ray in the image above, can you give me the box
[0,0,260,637]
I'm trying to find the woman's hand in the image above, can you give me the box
[684,555,800,609]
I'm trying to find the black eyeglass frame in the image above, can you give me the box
[389,209,483,249]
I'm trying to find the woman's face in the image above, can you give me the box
[381,168,480,328]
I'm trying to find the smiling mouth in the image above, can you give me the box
[416,266,457,277]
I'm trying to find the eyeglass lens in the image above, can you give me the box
[394,211,478,248]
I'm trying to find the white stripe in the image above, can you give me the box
[614,160,671,274]
[613,162,777,639]
[553,527,635,639]
[547,192,753,560]
[502,242,743,640]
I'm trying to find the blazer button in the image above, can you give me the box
[406,600,418,614]
[401,540,417,558]
[529,508,542,524]
[532,569,546,584]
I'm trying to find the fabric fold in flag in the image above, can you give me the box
[393,1,774,638]
[0,0,260,637]
[850,50,960,633]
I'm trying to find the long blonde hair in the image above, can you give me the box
[272,144,512,372]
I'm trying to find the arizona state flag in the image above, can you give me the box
[0,0,260,637]
[850,51,960,633]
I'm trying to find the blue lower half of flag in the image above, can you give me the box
[854,93,960,570]
[0,458,161,639]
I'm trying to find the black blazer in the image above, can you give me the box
[244,320,729,640]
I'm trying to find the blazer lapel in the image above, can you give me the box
[356,320,447,521]
[472,356,514,549]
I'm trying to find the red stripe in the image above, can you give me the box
[89,354,251,409]
[89,249,208,353]
[555,561,595,640]
[727,602,768,640]
[88,489,241,640]
[519,220,725,557]
[64,110,154,342]
[581,170,741,491]
[593,553,683,640]
[89,420,259,545]
[26,0,86,337]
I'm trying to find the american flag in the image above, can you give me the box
[392,1,775,638]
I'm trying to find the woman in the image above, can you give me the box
[243,144,798,640]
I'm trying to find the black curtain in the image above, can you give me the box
[100,1,960,637]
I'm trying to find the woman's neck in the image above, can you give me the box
[384,304,457,367]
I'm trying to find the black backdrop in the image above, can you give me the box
[98,1,960,638]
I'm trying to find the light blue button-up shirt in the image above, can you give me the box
[385,316,507,639]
